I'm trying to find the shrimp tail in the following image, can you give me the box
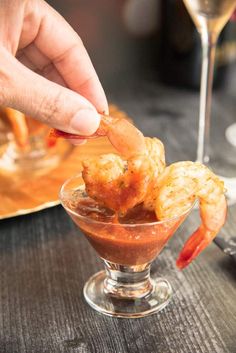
[48,127,104,141]
[176,225,216,269]
[48,114,146,158]
[47,113,110,146]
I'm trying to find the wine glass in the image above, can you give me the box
[182,0,236,203]
[60,174,192,318]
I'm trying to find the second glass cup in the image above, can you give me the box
[0,108,72,173]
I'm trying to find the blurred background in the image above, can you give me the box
[46,0,236,164]
[48,0,160,90]
[47,0,236,92]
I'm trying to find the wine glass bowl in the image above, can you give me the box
[183,0,236,35]
[60,174,192,318]
[182,0,236,203]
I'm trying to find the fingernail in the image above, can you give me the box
[70,109,100,136]
[69,138,87,146]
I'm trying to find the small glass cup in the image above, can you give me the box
[60,174,192,318]
[0,117,72,173]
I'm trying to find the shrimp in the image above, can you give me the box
[82,137,165,214]
[146,161,227,269]
[1,107,29,148]
[49,113,146,159]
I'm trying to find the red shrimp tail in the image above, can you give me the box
[46,114,119,147]
[47,127,107,147]
[49,128,87,139]
[46,129,57,147]
[176,225,216,269]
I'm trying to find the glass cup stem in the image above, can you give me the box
[197,30,218,164]
[103,261,153,299]
[83,260,173,318]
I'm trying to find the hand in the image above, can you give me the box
[0,0,108,140]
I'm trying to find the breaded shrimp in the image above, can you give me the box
[146,161,227,269]
[82,137,165,214]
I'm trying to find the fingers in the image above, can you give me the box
[22,0,108,114]
[17,48,68,87]
[18,43,50,71]
[0,46,100,135]
[68,138,87,146]
[0,0,108,136]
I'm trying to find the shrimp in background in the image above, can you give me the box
[82,137,165,214]
[1,107,28,148]
[145,161,227,269]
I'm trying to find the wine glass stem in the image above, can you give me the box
[197,31,218,164]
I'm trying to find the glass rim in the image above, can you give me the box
[60,173,195,227]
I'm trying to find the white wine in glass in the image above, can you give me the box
[183,0,236,203]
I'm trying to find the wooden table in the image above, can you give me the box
[0,77,235,353]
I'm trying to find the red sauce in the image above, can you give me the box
[66,196,184,266]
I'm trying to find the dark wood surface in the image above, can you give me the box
[0,77,236,353]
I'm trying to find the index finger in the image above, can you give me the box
[33,0,108,114]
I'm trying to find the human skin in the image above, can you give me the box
[0,0,108,143]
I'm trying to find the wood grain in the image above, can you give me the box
[0,206,235,353]
[0,79,236,353]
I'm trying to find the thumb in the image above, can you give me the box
[1,49,101,136]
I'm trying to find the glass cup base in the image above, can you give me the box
[0,139,72,174]
[83,270,172,318]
